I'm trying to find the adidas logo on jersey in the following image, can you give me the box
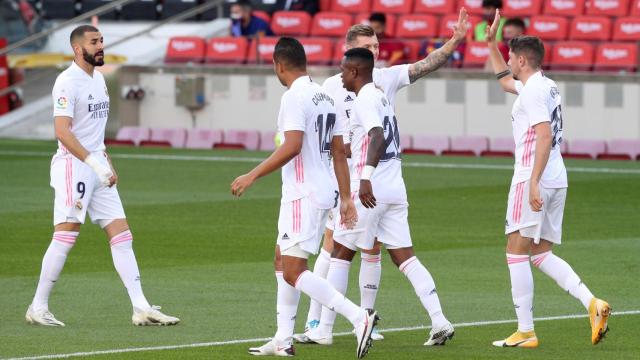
[282,233,290,240]
[88,94,94,100]
[344,95,354,102]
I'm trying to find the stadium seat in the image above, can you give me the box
[502,0,543,17]
[321,0,333,11]
[443,136,489,156]
[404,135,449,155]
[185,129,224,149]
[528,16,569,41]
[550,41,594,70]
[633,0,640,16]
[205,37,248,64]
[565,139,606,159]
[165,36,206,64]
[482,137,515,157]
[141,128,187,148]
[299,37,334,65]
[413,0,456,14]
[599,139,640,160]
[594,43,638,72]
[372,0,415,14]
[311,12,353,37]
[458,0,484,14]
[586,0,629,17]
[400,134,413,151]
[395,15,439,38]
[260,130,278,151]
[570,16,612,41]
[271,11,312,36]
[355,13,398,37]
[463,41,491,68]
[106,127,150,146]
[332,0,372,13]
[439,14,482,37]
[403,40,422,62]
[332,39,347,64]
[613,17,640,41]
[252,10,271,23]
[543,0,584,16]
[247,37,279,64]
[217,130,261,150]
[120,0,159,20]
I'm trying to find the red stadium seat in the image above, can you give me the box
[482,137,516,157]
[185,129,224,149]
[165,36,206,63]
[439,14,482,37]
[355,13,397,37]
[550,41,594,69]
[311,12,353,37]
[502,0,543,17]
[404,135,449,155]
[443,136,489,156]
[372,0,415,14]
[613,17,640,41]
[321,0,332,11]
[414,0,456,14]
[565,139,606,159]
[141,128,187,148]
[247,37,279,64]
[403,40,422,61]
[594,43,638,71]
[463,41,491,68]
[570,16,612,41]
[528,16,569,41]
[271,11,312,36]
[395,14,439,38]
[299,37,334,64]
[217,130,261,150]
[332,0,372,13]
[586,0,629,17]
[107,126,150,146]
[633,0,640,16]
[205,37,248,64]
[260,131,278,151]
[332,39,346,64]
[458,0,484,15]
[600,139,640,160]
[543,0,584,16]
[253,10,271,23]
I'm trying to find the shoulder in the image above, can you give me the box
[322,73,342,91]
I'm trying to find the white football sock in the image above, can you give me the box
[507,253,534,332]
[110,231,150,310]
[318,258,351,335]
[32,232,78,311]
[359,252,381,309]
[294,270,364,327]
[531,251,594,310]
[274,271,301,344]
[306,248,331,326]
[400,256,448,328]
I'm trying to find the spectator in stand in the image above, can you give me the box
[475,0,506,41]
[230,0,274,37]
[368,13,405,67]
[272,0,319,15]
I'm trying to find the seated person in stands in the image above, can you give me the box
[369,13,405,67]
[475,0,505,41]
[230,0,274,37]
[271,0,319,15]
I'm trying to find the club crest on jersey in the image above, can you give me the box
[55,96,68,109]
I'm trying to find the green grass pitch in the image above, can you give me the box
[0,139,639,359]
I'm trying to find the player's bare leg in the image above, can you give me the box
[530,240,609,345]
[104,219,179,326]
[387,246,453,346]
[27,221,81,327]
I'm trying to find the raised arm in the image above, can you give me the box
[486,9,517,95]
[408,7,470,83]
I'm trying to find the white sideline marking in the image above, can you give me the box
[2,150,640,175]
[5,310,639,360]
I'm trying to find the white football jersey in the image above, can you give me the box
[322,64,410,144]
[512,71,567,188]
[350,82,407,205]
[278,75,346,209]
[52,61,110,154]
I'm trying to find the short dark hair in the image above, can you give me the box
[344,47,374,74]
[509,35,545,69]
[70,25,99,44]
[368,12,386,25]
[273,37,306,71]
[482,0,503,8]
[504,18,526,30]
[233,0,252,9]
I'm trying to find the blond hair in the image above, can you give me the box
[345,24,375,45]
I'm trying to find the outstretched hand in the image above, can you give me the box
[485,9,501,43]
[452,7,471,42]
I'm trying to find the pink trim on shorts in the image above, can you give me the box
[292,199,301,234]
[65,158,72,207]
[512,182,525,224]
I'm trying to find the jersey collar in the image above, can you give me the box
[290,75,312,90]
[70,61,94,78]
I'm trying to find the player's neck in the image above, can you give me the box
[74,59,95,78]
[285,72,308,88]
[353,78,373,95]
[517,69,539,85]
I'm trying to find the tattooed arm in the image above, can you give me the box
[408,7,471,83]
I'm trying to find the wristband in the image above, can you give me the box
[496,70,511,80]
[361,165,375,180]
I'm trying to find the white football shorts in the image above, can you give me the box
[277,196,329,258]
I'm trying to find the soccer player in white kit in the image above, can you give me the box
[296,9,471,343]
[485,11,610,348]
[25,25,179,327]
[231,37,378,358]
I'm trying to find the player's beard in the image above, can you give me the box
[82,47,105,66]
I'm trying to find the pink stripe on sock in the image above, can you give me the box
[110,231,133,246]
[364,257,381,263]
[52,231,78,244]
[399,256,417,273]
[294,270,310,289]
[507,257,529,264]
[532,253,549,267]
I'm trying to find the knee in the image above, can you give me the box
[283,269,301,287]
[331,242,355,261]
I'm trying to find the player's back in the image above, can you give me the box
[278,76,341,209]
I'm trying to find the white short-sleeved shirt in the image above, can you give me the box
[52,62,110,153]
[278,75,346,209]
[350,83,407,205]
[322,64,410,144]
[512,72,567,188]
